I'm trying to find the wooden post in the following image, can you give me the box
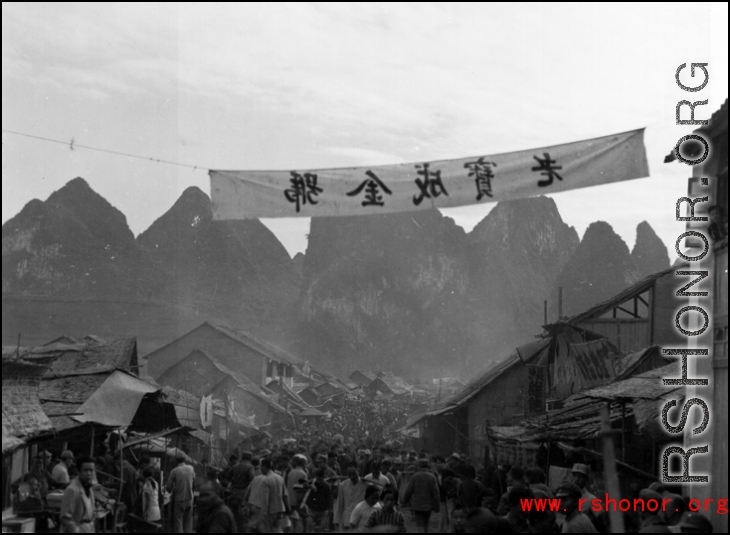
[621,402,626,462]
[600,404,624,533]
[117,430,124,507]
[558,287,563,319]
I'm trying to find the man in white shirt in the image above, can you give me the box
[52,450,75,486]
[350,485,381,531]
[363,460,390,488]
[334,463,368,530]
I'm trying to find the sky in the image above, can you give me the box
[2,3,728,258]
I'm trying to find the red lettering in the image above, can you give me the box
[604,492,617,512]
[689,498,701,512]
[591,498,603,513]
[619,499,631,512]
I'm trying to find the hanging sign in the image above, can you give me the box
[210,129,648,219]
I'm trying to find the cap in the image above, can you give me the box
[418,458,430,468]
[678,512,713,532]
[61,450,75,461]
[450,452,461,461]
[571,463,589,477]
[175,451,186,461]
[555,483,582,499]
[259,449,272,458]
[647,482,666,494]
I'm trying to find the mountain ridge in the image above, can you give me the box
[3,178,671,379]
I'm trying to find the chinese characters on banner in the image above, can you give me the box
[210,129,648,219]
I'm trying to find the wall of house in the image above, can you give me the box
[576,277,688,353]
[421,409,468,456]
[467,364,528,460]
[577,318,649,353]
[156,352,224,396]
[365,379,391,396]
[652,275,690,348]
[215,378,276,428]
[147,324,267,384]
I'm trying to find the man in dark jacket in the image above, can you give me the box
[196,480,237,533]
[403,458,440,533]
[221,451,255,530]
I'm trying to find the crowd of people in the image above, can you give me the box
[199,442,716,533]
[280,399,412,447]
[8,407,718,533]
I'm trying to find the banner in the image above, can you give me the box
[210,129,648,219]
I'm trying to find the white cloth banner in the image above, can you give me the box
[210,129,648,219]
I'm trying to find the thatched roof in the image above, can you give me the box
[497,364,684,443]
[568,363,680,403]
[21,337,138,376]
[39,373,109,404]
[2,430,24,453]
[40,401,84,432]
[2,359,54,445]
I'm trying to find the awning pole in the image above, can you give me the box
[600,405,624,533]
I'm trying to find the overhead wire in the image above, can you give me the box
[1,128,207,171]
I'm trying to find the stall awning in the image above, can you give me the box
[73,370,159,427]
